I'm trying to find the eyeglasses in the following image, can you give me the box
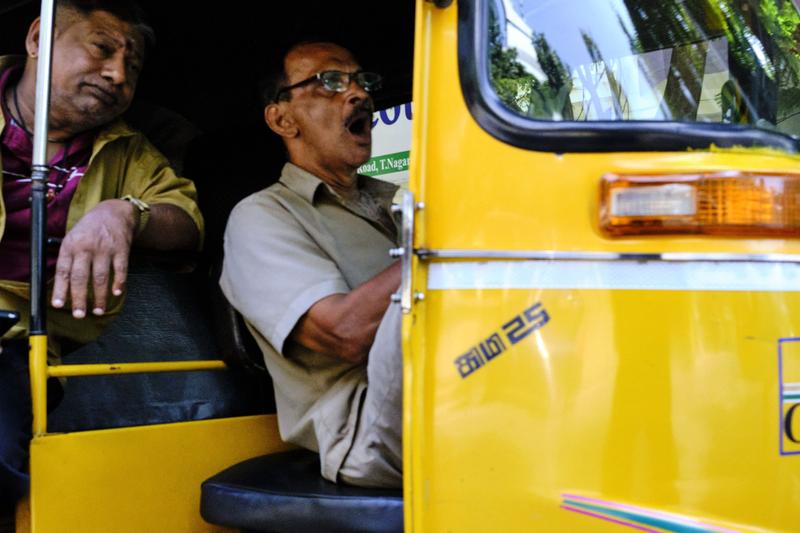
[274,70,382,101]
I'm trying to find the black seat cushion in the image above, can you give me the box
[48,258,275,432]
[201,449,403,533]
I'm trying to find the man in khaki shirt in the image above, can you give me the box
[221,42,402,488]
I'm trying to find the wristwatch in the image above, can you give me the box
[121,195,151,236]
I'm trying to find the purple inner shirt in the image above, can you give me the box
[0,67,95,282]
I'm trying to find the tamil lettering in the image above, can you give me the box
[454,302,550,379]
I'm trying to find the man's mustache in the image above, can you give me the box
[348,100,374,120]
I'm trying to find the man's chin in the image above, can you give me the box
[351,144,372,165]
[73,105,119,131]
[351,157,372,171]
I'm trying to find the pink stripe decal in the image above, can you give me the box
[562,494,739,533]
[561,505,663,533]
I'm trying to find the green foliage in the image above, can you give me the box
[489,0,800,129]
[488,12,573,119]
[488,15,532,112]
[759,0,800,83]
[527,34,573,119]
[757,0,800,124]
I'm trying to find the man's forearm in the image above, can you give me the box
[135,204,200,251]
[291,261,401,362]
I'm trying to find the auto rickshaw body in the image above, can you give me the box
[5,0,800,531]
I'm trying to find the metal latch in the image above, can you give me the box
[390,191,424,314]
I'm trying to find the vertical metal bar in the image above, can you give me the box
[390,192,423,314]
[398,191,415,313]
[29,0,56,436]
[29,0,55,335]
[29,335,48,435]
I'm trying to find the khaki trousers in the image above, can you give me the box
[337,303,403,488]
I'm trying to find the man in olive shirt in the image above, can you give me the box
[220,42,402,488]
[0,0,203,521]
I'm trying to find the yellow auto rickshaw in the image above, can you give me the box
[4,0,800,531]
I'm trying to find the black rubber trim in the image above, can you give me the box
[457,0,800,154]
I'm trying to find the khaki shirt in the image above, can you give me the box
[220,162,398,481]
[0,56,204,349]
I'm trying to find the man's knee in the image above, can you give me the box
[0,454,29,504]
[0,405,30,502]
[368,303,402,368]
[338,452,402,489]
[0,340,32,503]
[0,401,31,503]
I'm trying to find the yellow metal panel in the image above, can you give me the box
[28,415,292,533]
[410,1,800,532]
[416,2,800,257]
[406,3,435,532]
[415,288,799,531]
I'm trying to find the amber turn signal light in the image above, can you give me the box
[600,171,800,237]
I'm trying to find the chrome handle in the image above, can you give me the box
[391,192,423,314]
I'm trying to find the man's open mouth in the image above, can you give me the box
[345,109,372,140]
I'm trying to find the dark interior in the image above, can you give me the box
[0,1,414,123]
[0,0,416,431]
[0,0,415,228]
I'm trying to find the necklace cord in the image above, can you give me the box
[11,83,33,137]
[2,83,76,193]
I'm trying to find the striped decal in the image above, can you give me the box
[782,382,800,402]
[561,494,740,533]
[428,260,800,292]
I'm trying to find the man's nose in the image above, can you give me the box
[345,78,370,103]
[101,50,127,86]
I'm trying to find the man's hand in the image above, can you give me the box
[51,199,138,318]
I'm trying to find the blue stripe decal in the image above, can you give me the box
[563,499,716,533]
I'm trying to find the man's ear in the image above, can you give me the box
[265,102,299,139]
[25,17,41,58]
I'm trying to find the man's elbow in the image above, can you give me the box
[141,205,201,251]
[181,224,202,250]
[167,207,202,250]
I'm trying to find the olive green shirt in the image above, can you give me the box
[0,56,204,348]
[220,162,398,481]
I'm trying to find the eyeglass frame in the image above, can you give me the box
[273,70,382,102]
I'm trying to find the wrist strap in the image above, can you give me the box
[121,195,151,237]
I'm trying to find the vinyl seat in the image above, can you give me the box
[200,449,403,533]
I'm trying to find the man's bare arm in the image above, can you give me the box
[290,261,400,363]
[136,203,200,251]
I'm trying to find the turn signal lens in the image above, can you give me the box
[600,171,800,237]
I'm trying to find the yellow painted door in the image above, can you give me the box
[405,1,800,531]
